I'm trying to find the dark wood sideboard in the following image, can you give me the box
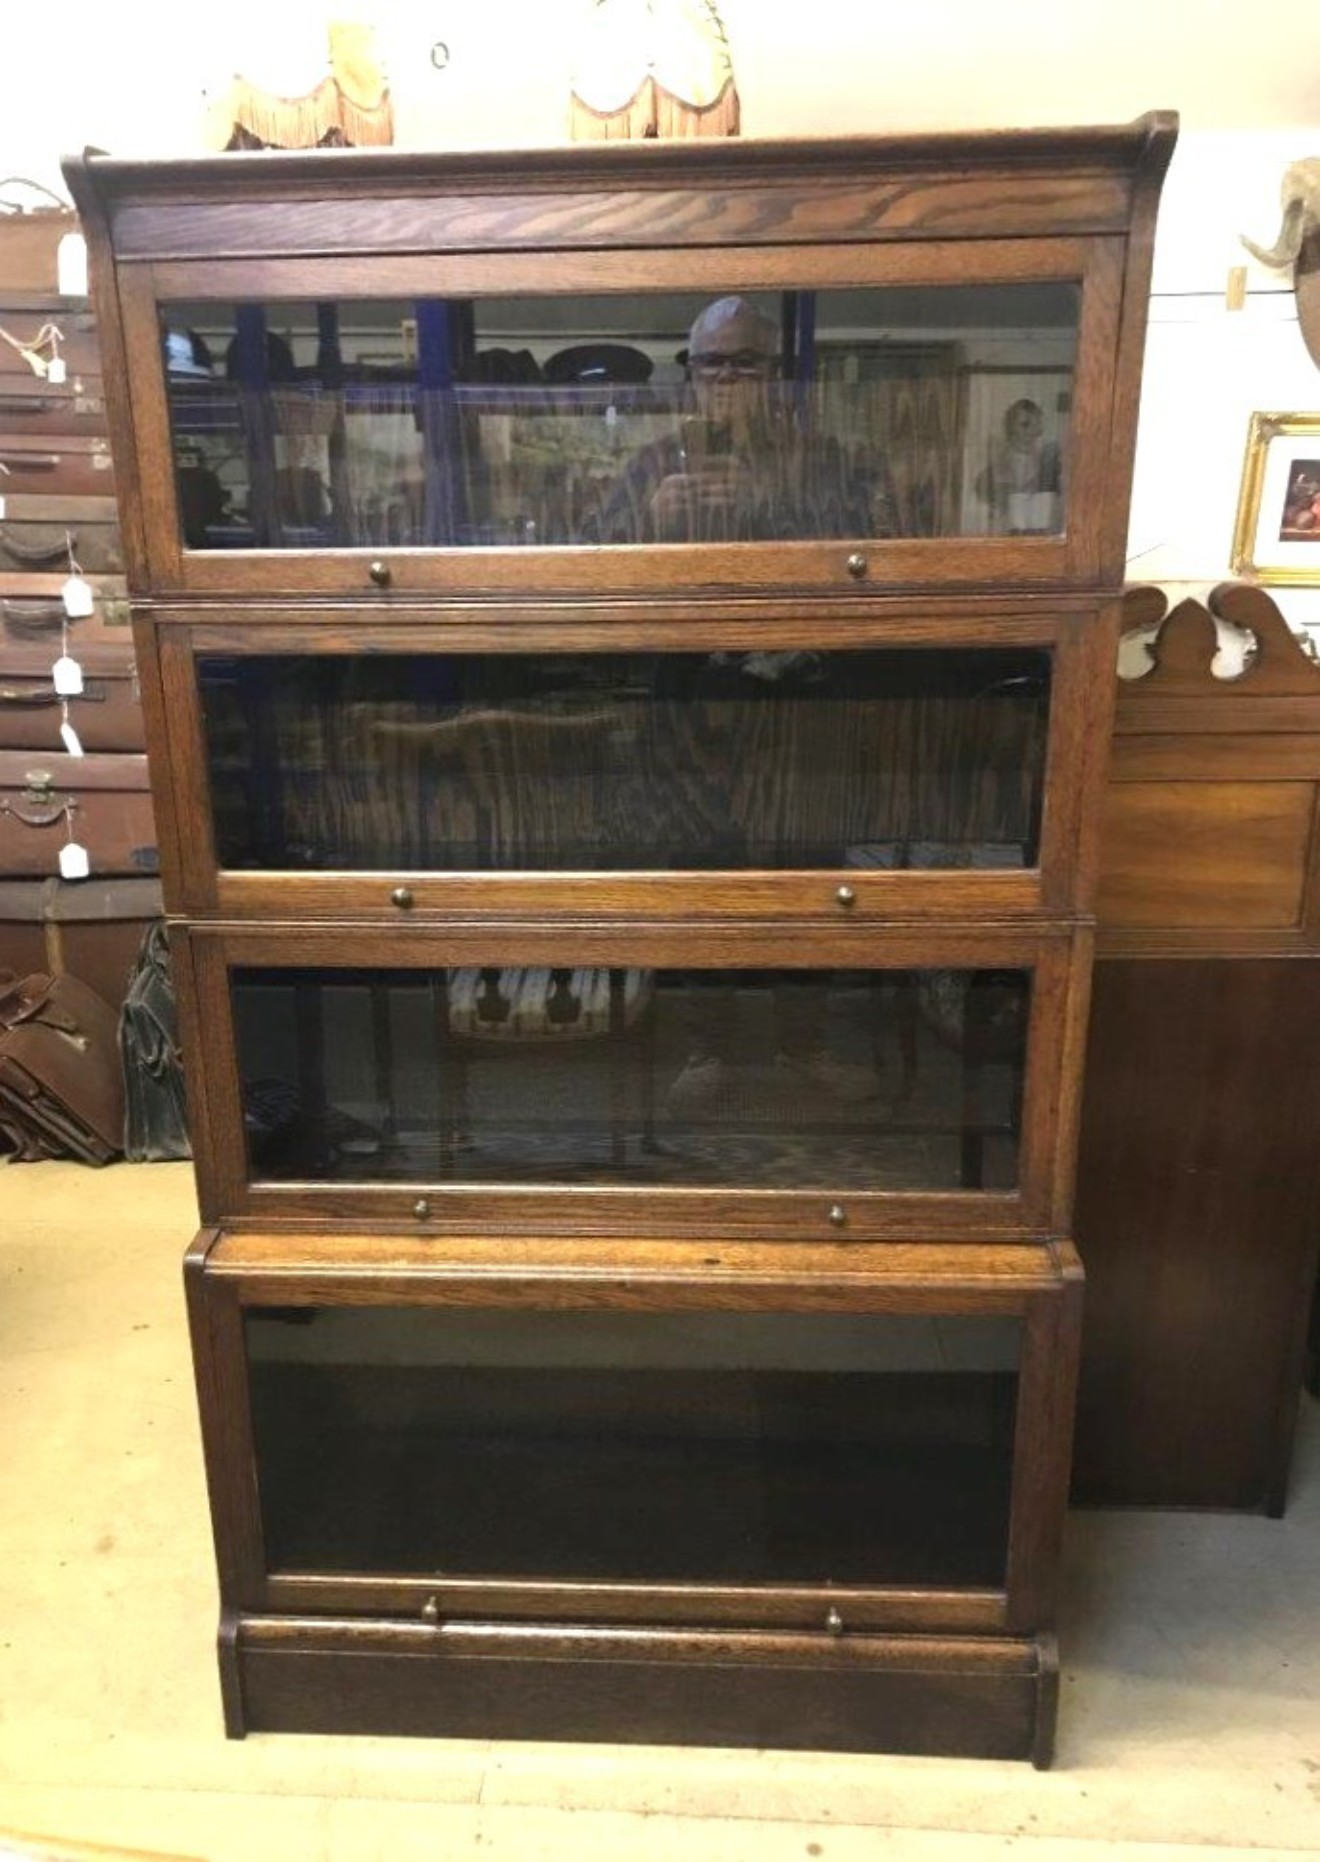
[1075,582,1320,1513]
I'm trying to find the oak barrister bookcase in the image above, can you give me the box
[66,115,1175,1764]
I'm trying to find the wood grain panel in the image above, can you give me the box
[1097,780,1314,928]
[209,869,1045,927]
[71,114,1172,205]
[1111,734,1320,779]
[183,1239,268,1610]
[145,235,1096,301]
[234,1616,1052,1759]
[1081,586,1320,1508]
[206,1230,1067,1295]
[221,1185,1040,1246]
[198,918,1070,970]
[112,180,1134,260]
[1005,1253,1082,1632]
[165,598,1102,643]
[266,1571,1007,1635]
[1074,958,1320,1512]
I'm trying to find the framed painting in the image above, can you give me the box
[1231,412,1320,584]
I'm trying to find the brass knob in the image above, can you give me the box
[836,884,856,909]
[828,1204,847,1228]
[413,1198,431,1220]
[845,551,867,579]
[421,1595,440,1624]
[369,559,392,587]
[391,886,414,910]
[24,769,54,796]
[825,1607,844,1637]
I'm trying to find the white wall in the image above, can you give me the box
[3,0,1317,174]
[3,1,1318,608]
[1128,128,1320,627]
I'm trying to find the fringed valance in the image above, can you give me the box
[570,0,740,140]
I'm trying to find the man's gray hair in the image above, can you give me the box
[688,295,779,356]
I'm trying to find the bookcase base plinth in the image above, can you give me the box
[224,1615,1060,1766]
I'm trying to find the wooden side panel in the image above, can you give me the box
[183,1238,268,1611]
[1105,587,1320,945]
[1097,780,1315,929]
[1004,1250,1083,1634]
[1082,586,1320,1509]
[1074,957,1320,1511]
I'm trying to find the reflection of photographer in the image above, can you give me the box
[651,298,779,540]
[583,296,888,543]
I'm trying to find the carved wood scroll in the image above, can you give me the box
[1099,583,1320,953]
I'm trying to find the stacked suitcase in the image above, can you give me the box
[0,203,160,1012]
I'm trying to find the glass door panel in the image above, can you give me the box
[245,1307,1022,1587]
[161,284,1079,553]
[199,648,1050,875]
[231,965,1030,1192]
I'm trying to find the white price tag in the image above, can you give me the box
[59,718,84,757]
[59,840,90,880]
[0,495,5,520]
[57,232,89,297]
[62,574,95,618]
[47,356,67,386]
[52,654,84,696]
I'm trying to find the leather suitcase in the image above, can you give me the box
[0,875,163,1012]
[0,301,103,382]
[1,573,132,652]
[0,968,125,1164]
[0,374,110,436]
[0,432,114,497]
[0,643,143,752]
[0,209,75,294]
[0,750,157,877]
[0,495,124,574]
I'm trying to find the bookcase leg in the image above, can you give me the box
[1032,1632,1060,1769]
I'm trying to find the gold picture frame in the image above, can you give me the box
[1231,411,1320,584]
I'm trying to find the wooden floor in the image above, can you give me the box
[1,1158,1317,1861]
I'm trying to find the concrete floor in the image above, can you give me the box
[1,1159,1317,1861]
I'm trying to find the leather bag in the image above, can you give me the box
[119,923,190,1162]
[0,969,124,1163]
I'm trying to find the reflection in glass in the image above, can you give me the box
[199,649,1050,873]
[246,1306,1021,1584]
[231,966,1030,1191]
[162,285,1078,551]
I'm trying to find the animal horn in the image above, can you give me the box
[1241,159,1320,269]
[1242,198,1308,269]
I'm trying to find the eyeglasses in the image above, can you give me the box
[688,349,777,379]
